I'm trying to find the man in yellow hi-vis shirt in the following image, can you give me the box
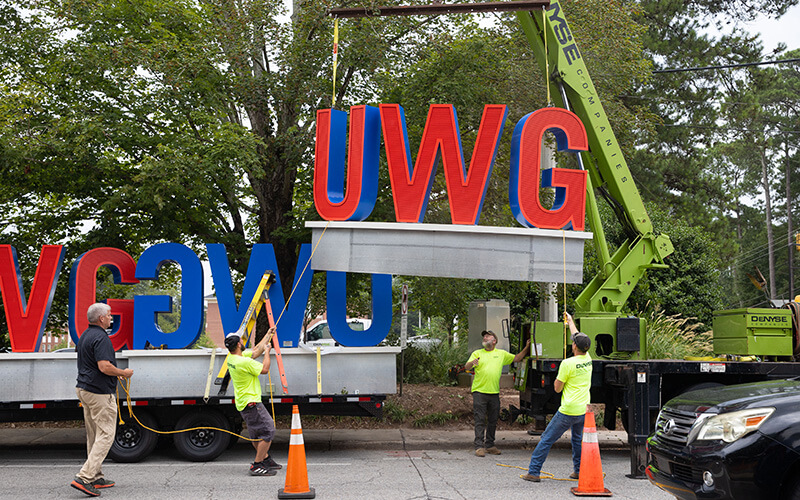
[521,312,592,482]
[465,330,530,457]
[225,327,283,476]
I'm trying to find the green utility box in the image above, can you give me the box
[713,308,793,356]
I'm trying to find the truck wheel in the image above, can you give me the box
[173,409,231,462]
[108,410,158,463]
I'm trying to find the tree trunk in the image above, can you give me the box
[761,146,777,300]
[734,198,744,307]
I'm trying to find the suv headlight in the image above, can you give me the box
[691,408,775,443]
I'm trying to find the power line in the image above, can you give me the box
[653,58,800,74]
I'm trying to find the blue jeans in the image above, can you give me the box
[527,411,585,476]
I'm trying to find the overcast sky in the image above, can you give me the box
[742,5,800,53]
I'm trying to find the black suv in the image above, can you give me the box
[646,379,800,500]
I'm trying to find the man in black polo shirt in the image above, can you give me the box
[71,303,134,497]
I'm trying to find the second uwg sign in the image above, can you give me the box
[1,104,589,352]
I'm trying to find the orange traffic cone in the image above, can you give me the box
[571,411,612,497]
[278,405,315,499]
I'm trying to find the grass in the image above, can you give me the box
[383,399,415,423]
[645,308,712,359]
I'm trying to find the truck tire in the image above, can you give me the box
[108,410,159,463]
[173,409,231,462]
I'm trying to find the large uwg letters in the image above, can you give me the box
[1,243,393,352]
[314,104,587,227]
[1,103,588,352]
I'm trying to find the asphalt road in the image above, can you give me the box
[0,441,674,500]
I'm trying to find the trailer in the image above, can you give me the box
[0,346,398,462]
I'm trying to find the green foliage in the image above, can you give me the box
[644,307,712,359]
[191,332,217,349]
[586,203,724,327]
[382,399,415,423]
[399,319,468,385]
[412,411,457,427]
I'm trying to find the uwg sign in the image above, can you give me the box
[1,104,588,353]
[314,105,588,230]
[0,243,391,352]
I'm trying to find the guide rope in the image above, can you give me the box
[543,7,551,106]
[332,18,340,108]
[496,462,587,482]
[113,221,332,439]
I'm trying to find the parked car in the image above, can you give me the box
[302,319,372,346]
[646,378,800,500]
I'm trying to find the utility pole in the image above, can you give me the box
[787,141,794,299]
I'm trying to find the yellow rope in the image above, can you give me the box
[116,377,262,442]
[497,462,606,482]
[274,220,330,327]
[563,229,567,359]
[332,18,339,108]
[114,221,333,439]
[496,463,577,482]
[543,7,551,106]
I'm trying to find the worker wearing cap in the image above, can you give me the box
[224,327,282,476]
[522,312,592,482]
[465,330,531,457]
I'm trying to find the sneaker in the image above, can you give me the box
[520,474,541,482]
[262,455,283,470]
[92,478,115,489]
[70,478,101,497]
[485,446,501,455]
[569,472,579,480]
[475,448,486,457]
[249,462,277,476]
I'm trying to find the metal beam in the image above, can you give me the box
[306,221,592,283]
[329,0,550,18]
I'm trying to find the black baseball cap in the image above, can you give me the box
[572,332,591,352]
[224,332,241,350]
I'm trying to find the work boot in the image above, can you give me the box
[569,472,579,480]
[485,446,501,455]
[475,448,486,457]
[70,478,101,497]
[520,474,541,482]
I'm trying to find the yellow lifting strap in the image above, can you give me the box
[215,271,289,395]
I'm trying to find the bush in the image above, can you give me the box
[396,318,468,385]
[399,339,468,385]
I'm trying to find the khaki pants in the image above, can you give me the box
[76,388,118,482]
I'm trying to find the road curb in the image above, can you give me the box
[0,427,630,451]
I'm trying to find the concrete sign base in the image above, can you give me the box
[306,221,592,283]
